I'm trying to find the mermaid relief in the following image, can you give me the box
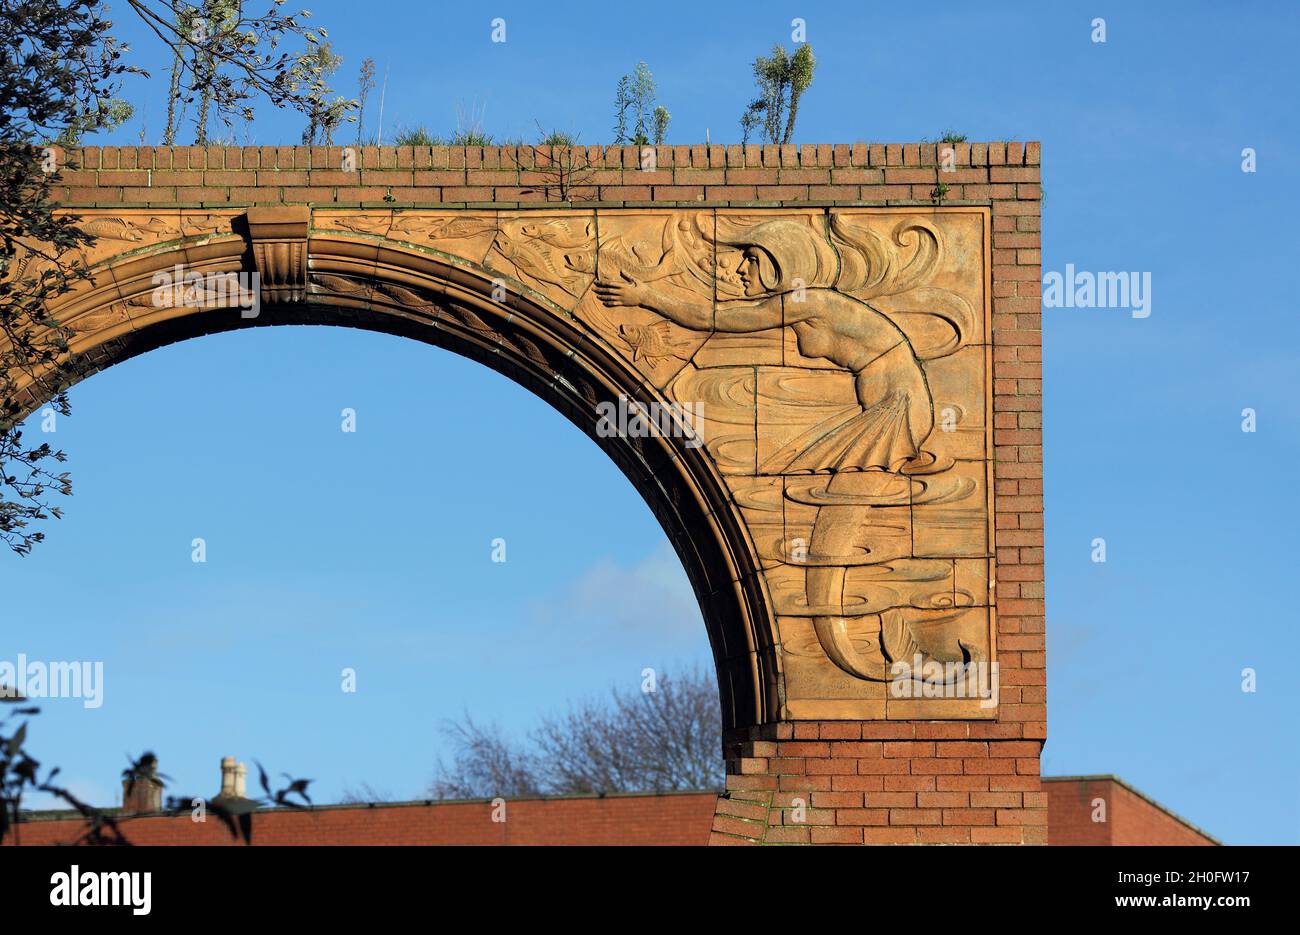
[595,218,960,681]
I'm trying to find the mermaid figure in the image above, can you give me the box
[595,219,947,681]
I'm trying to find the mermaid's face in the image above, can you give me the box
[737,249,765,297]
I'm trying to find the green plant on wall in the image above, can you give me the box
[740,43,816,144]
[614,61,670,145]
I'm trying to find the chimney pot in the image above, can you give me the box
[218,755,238,799]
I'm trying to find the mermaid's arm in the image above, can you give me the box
[594,273,784,332]
[593,273,710,328]
[714,295,785,333]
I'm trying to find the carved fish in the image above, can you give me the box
[180,216,231,237]
[325,217,389,235]
[69,304,128,332]
[512,219,592,250]
[391,216,495,241]
[494,236,587,297]
[80,217,172,241]
[602,215,712,287]
[310,272,369,298]
[618,320,695,363]
[377,282,436,306]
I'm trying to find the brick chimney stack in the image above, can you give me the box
[121,753,163,814]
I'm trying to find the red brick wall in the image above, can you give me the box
[8,780,1215,846]
[1045,778,1110,846]
[49,142,1045,844]
[7,793,718,846]
[1046,778,1218,846]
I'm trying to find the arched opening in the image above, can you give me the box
[10,229,781,735]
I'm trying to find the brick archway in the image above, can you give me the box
[8,206,781,733]
[9,142,1047,843]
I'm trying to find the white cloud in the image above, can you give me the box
[531,540,702,642]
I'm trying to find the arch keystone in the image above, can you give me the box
[246,206,311,303]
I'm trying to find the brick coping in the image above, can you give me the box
[58,141,1041,170]
[51,142,1043,210]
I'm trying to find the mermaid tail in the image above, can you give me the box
[773,338,941,679]
[813,607,979,683]
[762,395,915,474]
[813,610,892,681]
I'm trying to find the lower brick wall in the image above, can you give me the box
[1045,777,1218,846]
[711,722,1047,845]
[7,793,719,846]
[10,778,1217,845]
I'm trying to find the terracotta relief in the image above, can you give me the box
[73,213,239,267]
[77,216,174,241]
[315,212,498,266]
[76,214,226,244]
[577,212,715,388]
[24,205,993,720]
[67,293,149,334]
[591,208,992,712]
[489,214,596,309]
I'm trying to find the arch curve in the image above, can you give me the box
[7,215,781,731]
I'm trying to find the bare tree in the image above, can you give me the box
[506,124,598,203]
[513,145,598,203]
[338,780,394,804]
[429,714,542,799]
[130,0,336,145]
[428,667,723,799]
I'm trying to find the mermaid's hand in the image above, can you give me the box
[593,271,646,308]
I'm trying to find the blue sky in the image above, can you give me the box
[6,1,1298,844]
